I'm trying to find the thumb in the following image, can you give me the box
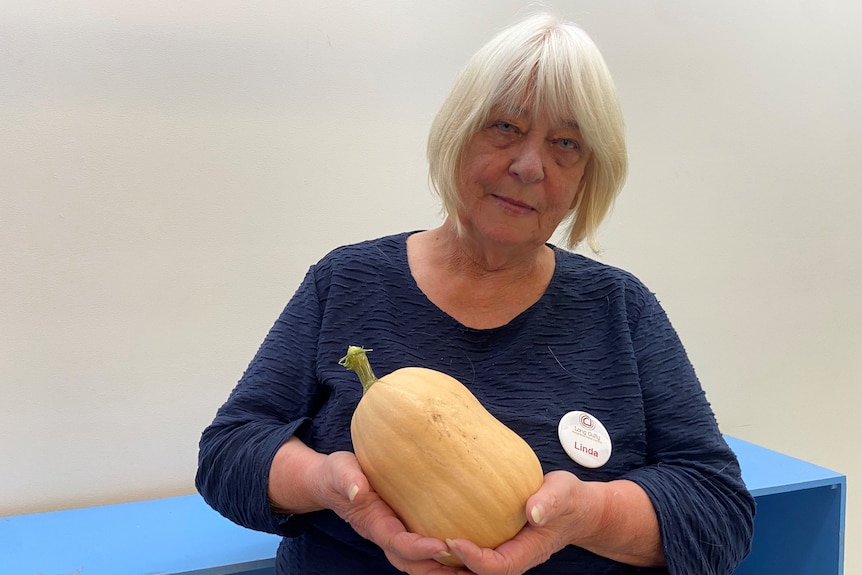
[525,480,555,527]
[526,470,581,527]
[323,450,368,504]
[340,467,369,503]
[528,501,548,527]
[347,482,360,502]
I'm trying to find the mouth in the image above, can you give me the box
[492,194,535,213]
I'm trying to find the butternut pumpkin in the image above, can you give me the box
[339,346,544,566]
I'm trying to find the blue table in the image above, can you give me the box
[726,436,846,575]
[0,495,280,575]
[0,436,845,575]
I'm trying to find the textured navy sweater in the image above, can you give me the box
[196,232,755,574]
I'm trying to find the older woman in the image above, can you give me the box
[196,12,755,575]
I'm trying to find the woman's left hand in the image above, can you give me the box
[444,470,664,574]
[443,470,591,575]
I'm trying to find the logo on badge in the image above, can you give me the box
[558,410,612,469]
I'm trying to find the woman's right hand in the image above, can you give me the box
[269,438,466,574]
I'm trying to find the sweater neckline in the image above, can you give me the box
[396,230,562,337]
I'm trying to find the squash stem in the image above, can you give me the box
[338,346,378,393]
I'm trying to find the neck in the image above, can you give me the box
[407,222,557,329]
[434,218,551,278]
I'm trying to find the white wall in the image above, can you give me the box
[2,0,859,571]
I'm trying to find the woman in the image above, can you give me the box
[196,12,755,575]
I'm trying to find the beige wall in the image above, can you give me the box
[2,1,859,571]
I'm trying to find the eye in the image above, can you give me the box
[556,138,581,151]
[492,120,519,133]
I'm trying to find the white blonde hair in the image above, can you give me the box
[427,13,627,251]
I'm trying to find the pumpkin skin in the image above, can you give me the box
[349,364,544,566]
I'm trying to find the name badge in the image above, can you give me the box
[558,410,612,468]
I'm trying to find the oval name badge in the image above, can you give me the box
[557,410,612,468]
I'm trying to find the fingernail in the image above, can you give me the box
[445,539,464,562]
[348,484,359,502]
[530,505,544,525]
[433,550,452,561]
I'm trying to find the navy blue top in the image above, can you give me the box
[196,232,755,575]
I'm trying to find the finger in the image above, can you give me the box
[421,559,475,575]
[386,556,471,575]
[383,529,452,562]
[445,538,514,575]
[343,495,451,562]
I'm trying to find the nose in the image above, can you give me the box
[509,139,545,184]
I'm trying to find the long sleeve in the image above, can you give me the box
[195,267,323,535]
[622,294,755,575]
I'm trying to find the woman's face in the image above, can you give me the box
[455,104,590,250]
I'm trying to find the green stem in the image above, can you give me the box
[338,345,378,393]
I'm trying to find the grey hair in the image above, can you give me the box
[427,12,627,251]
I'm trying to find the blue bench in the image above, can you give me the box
[0,436,845,575]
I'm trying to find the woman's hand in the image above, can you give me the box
[442,470,587,574]
[269,438,468,575]
[324,451,469,574]
[444,471,665,575]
